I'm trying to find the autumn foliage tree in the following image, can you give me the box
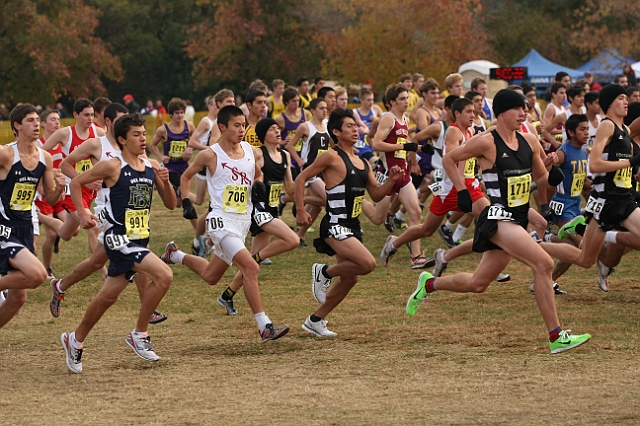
[0,0,122,105]
[317,0,495,91]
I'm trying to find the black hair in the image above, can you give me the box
[464,90,481,101]
[93,97,112,114]
[296,77,309,87]
[114,113,145,149]
[283,87,299,104]
[554,71,569,82]
[565,113,587,141]
[626,86,639,96]
[521,84,535,95]
[584,91,599,106]
[385,83,408,103]
[567,86,585,101]
[73,98,94,115]
[317,87,335,100]
[9,103,38,136]
[550,82,566,95]
[245,90,266,105]
[444,95,459,110]
[309,97,326,110]
[40,108,59,123]
[327,108,355,143]
[218,105,245,127]
[103,103,129,126]
[451,98,473,119]
[314,76,325,84]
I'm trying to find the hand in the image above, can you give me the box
[402,142,418,152]
[421,143,434,154]
[543,152,558,167]
[535,121,544,134]
[387,165,404,181]
[182,198,198,219]
[411,163,421,175]
[153,165,170,183]
[456,189,473,213]
[251,181,268,203]
[78,212,98,229]
[296,209,313,228]
[182,147,193,161]
[162,155,170,164]
[629,152,640,168]
[283,135,292,146]
[53,168,66,188]
[85,180,103,192]
[547,165,565,186]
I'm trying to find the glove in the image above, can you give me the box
[629,152,640,168]
[252,180,268,204]
[547,165,565,186]
[420,144,434,154]
[456,189,472,213]
[540,203,552,222]
[182,198,198,220]
[402,143,418,152]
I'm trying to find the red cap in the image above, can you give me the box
[123,94,134,102]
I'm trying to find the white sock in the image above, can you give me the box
[193,237,200,248]
[0,291,5,303]
[70,331,83,347]
[170,250,186,264]
[544,232,553,243]
[604,231,618,244]
[452,225,468,242]
[444,221,454,231]
[56,279,64,293]
[132,329,148,338]
[395,210,403,220]
[437,249,447,264]
[204,238,213,249]
[416,188,421,197]
[254,312,271,332]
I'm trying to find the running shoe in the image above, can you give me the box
[384,213,395,233]
[260,258,273,265]
[299,238,308,248]
[394,217,408,230]
[530,282,566,295]
[161,241,179,264]
[125,332,160,361]
[46,268,55,280]
[406,272,433,316]
[54,235,60,254]
[49,279,65,318]
[558,215,586,240]
[549,329,591,354]
[438,225,456,248]
[217,294,238,316]
[312,263,332,304]
[61,332,83,374]
[302,316,337,337]
[410,254,430,269]
[191,240,199,255]
[597,260,611,292]
[495,273,511,283]
[149,311,167,324]
[380,235,397,266]
[432,248,448,277]
[260,323,290,342]
[0,290,5,303]
[197,235,206,257]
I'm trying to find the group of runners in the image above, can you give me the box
[2,70,640,373]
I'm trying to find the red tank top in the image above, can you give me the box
[383,114,410,169]
[62,124,97,173]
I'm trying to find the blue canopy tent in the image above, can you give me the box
[577,49,636,84]
[512,49,583,85]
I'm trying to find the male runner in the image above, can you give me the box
[161,105,289,342]
[297,77,312,109]
[353,88,383,165]
[267,79,285,119]
[61,113,176,373]
[471,78,493,121]
[275,87,312,173]
[243,90,269,148]
[93,97,112,129]
[542,83,567,151]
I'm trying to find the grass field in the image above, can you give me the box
[1,194,639,425]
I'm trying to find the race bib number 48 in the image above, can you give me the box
[10,183,36,211]
[75,159,92,174]
[222,184,249,214]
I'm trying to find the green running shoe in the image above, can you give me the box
[558,215,586,239]
[549,329,591,354]
[406,272,433,316]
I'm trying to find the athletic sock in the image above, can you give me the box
[131,329,148,338]
[56,280,64,293]
[221,287,236,301]
[452,225,468,242]
[436,249,447,264]
[549,326,562,342]
[444,220,454,231]
[70,331,83,347]
[395,210,404,220]
[252,253,262,264]
[321,265,331,279]
[254,312,271,333]
[425,277,436,293]
[604,231,618,244]
[575,223,586,236]
[416,188,421,197]
[310,314,323,323]
[170,250,186,264]
[193,237,200,248]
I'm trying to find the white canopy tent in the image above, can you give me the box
[458,60,507,97]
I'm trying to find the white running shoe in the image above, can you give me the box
[61,332,83,374]
[597,260,610,292]
[380,235,397,266]
[125,332,160,362]
[312,263,332,304]
[495,273,511,282]
[432,248,448,277]
[302,316,337,337]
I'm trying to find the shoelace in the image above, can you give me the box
[73,346,83,362]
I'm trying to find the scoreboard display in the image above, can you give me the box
[489,67,528,81]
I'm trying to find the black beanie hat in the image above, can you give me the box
[255,118,278,143]
[599,84,627,114]
[492,89,526,117]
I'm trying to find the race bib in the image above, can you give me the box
[105,234,129,251]
[125,209,149,240]
[487,205,513,221]
[506,174,531,207]
[0,224,11,239]
[317,149,328,157]
[10,183,36,211]
[168,140,187,159]
[549,200,564,216]
[222,184,249,214]
[614,160,632,188]
[433,168,443,182]
[75,159,92,174]
[206,216,225,233]
[329,224,353,241]
[570,172,586,197]
[95,208,108,228]
[352,195,364,218]
[375,171,388,185]
[292,132,303,152]
[253,211,274,227]
[394,137,407,159]
[585,196,604,214]
[463,158,476,179]
[428,181,444,195]
[268,183,283,208]
[355,139,366,148]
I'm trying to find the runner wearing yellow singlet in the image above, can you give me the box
[267,79,285,119]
